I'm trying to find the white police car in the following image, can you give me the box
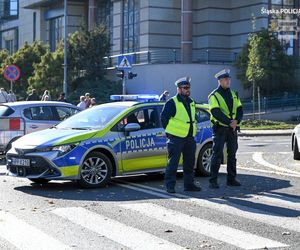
[7,95,213,187]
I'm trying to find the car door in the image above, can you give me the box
[195,107,212,144]
[23,106,57,133]
[118,106,167,173]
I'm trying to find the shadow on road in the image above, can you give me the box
[12,172,300,218]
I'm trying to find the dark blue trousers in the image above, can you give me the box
[209,126,238,183]
[165,135,196,189]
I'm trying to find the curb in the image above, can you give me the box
[238,130,293,137]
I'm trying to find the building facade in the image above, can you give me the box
[0,0,299,100]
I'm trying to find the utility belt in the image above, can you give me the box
[211,121,240,132]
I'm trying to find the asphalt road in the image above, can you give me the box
[1,135,300,250]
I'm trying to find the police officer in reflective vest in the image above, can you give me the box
[161,77,201,193]
[208,69,243,189]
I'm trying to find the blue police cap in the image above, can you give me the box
[175,76,191,87]
[215,69,231,79]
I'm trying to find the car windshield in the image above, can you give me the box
[56,105,127,130]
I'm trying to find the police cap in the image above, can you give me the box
[215,69,231,79]
[175,76,191,87]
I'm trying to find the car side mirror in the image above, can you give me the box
[124,123,141,133]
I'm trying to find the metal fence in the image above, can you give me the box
[242,96,300,113]
[105,49,238,67]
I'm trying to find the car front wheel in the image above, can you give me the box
[78,152,112,188]
[196,143,212,176]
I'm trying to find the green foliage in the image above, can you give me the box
[235,28,298,96]
[0,49,10,90]
[240,119,297,130]
[0,42,48,100]
[29,25,113,103]
[28,44,64,100]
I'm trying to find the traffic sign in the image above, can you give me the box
[118,55,132,69]
[3,65,20,82]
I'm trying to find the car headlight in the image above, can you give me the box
[37,143,78,156]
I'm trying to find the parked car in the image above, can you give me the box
[6,96,214,187]
[0,101,81,155]
[292,124,300,160]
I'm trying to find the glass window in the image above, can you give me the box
[24,107,54,121]
[49,16,63,51]
[0,27,18,53]
[0,105,14,116]
[56,105,127,130]
[195,108,210,123]
[0,0,18,19]
[118,107,159,130]
[55,106,80,121]
[123,0,139,53]
[96,0,113,48]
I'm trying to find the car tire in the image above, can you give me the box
[78,152,112,188]
[293,137,300,160]
[29,178,50,184]
[196,143,213,176]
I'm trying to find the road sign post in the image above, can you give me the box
[117,55,134,94]
[3,65,20,92]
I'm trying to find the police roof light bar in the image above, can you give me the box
[110,94,160,102]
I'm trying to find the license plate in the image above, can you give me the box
[12,157,30,167]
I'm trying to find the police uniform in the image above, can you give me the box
[208,69,243,189]
[161,77,201,193]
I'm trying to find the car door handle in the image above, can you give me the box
[30,125,38,129]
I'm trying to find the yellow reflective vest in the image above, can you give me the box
[208,90,242,127]
[165,96,196,137]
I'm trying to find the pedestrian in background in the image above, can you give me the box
[161,77,201,193]
[7,90,17,102]
[208,69,243,189]
[0,88,8,103]
[89,98,97,107]
[41,90,51,101]
[77,96,86,109]
[159,90,169,101]
[85,93,91,108]
[57,92,67,102]
[26,89,39,101]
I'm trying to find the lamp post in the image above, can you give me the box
[63,0,68,98]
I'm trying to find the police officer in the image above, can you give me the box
[208,69,243,189]
[161,77,201,193]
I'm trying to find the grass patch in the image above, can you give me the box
[240,119,297,130]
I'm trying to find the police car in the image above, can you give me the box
[6,95,213,187]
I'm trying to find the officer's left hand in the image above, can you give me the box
[230,120,237,131]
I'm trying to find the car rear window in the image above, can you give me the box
[0,105,14,117]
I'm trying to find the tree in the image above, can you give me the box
[235,28,298,96]
[29,25,118,104]
[0,49,10,90]
[1,42,48,100]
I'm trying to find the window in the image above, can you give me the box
[0,27,18,53]
[195,108,210,123]
[23,107,54,121]
[49,16,63,51]
[123,0,139,53]
[118,107,159,131]
[269,0,298,55]
[55,106,80,121]
[96,0,113,47]
[0,0,18,19]
[33,12,36,41]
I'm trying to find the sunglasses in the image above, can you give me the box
[180,86,190,90]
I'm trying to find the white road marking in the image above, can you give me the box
[238,166,300,178]
[120,203,288,250]
[252,152,300,176]
[0,211,71,250]
[0,165,7,175]
[238,192,300,211]
[52,207,185,250]
[116,181,300,233]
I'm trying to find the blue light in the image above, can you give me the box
[110,94,160,102]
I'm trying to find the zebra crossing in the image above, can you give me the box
[1,182,300,250]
